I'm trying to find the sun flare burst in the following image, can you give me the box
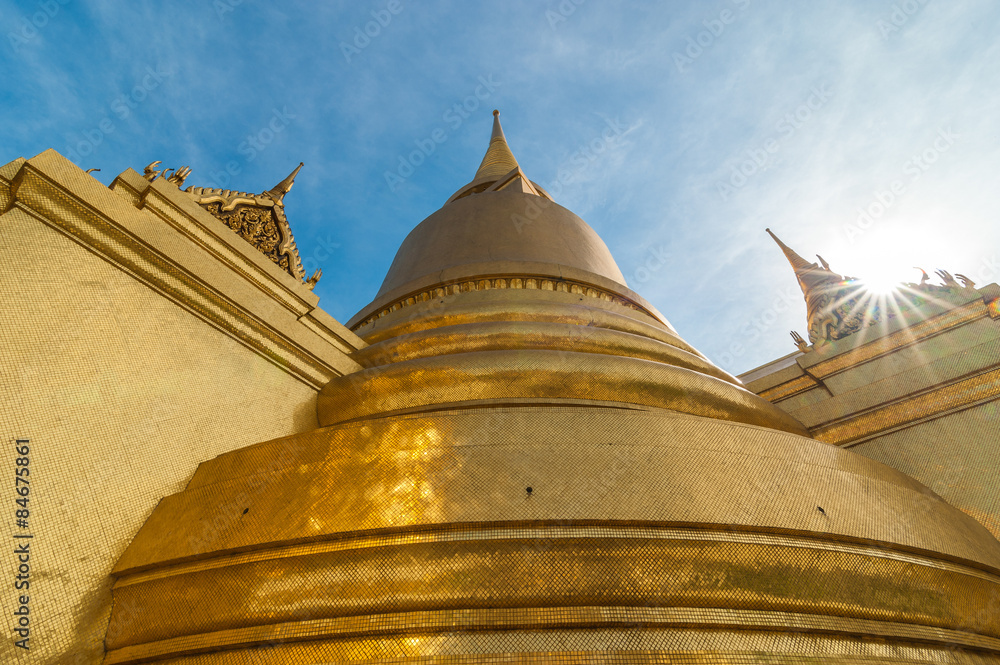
[858,272,902,295]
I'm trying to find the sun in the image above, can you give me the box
[857,268,903,295]
[843,227,941,296]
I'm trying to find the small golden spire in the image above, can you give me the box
[765,228,816,273]
[766,228,856,345]
[473,111,521,182]
[266,162,304,202]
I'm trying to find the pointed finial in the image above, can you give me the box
[266,162,304,202]
[765,228,815,273]
[473,111,520,182]
[490,109,505,139]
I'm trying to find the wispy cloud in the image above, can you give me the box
[2,0,998,372]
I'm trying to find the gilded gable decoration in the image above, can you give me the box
[180,162,319,288]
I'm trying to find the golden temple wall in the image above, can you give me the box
[741,290,1000,541]
[0,152,363,663]
[848,403,1000,537]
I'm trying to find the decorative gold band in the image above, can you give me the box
[758,374,818,402]
[114,522,1000,588]
[354,320,738,385]
[317,349,808,434]
[107,521,1000,656]
[104,606,1000,664]
[814,365,1000,445]
[352,275,653,330]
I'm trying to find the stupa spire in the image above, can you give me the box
[473,110,521,182]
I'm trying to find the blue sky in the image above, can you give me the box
[3,0,998,374]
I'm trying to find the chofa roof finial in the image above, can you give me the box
[266,162,304,202]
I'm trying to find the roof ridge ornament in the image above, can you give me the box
[265,162,304,203]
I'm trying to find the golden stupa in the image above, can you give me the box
[104,112,1000,663]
